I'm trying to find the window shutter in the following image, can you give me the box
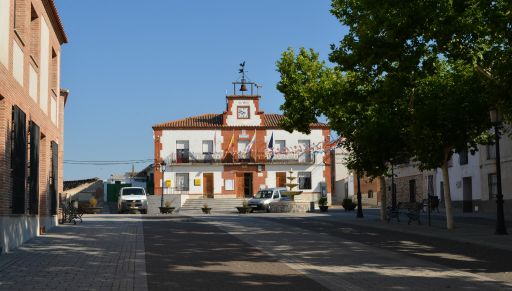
[29,121,40,214]
[50,141,58,215]
[12,106,27,214]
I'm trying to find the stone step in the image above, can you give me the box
[180,198,246,213]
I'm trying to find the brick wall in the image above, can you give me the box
[0,0,65,219]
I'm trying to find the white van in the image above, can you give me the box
[247,188,289,212]
[117,187,148,214]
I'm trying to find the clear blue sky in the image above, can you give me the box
[56,0,346,180]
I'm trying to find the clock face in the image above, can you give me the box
[237,106,249,119]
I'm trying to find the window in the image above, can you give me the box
[298,172,312,190]
[175,173,189,191]
[298,140,311,162]
[275,140,286,153]
[202,140,213,154]
[459,149,468,165]
[488,173,497,200]
[11,106,27,214]
[0,0,11,66]
[176,140,189,163]
[30,5,39,63]
[487,144,496,160]
[368,190,374,199]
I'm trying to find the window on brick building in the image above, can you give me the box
[368,190,374,199]
[298,172,311,190]
[11,106,27,214]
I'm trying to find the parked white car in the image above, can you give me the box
[117,187,148,214]
[248,187,289,212]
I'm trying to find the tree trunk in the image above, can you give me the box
[441,150,454,230]
[379,175,387,221]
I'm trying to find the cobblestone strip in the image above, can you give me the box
[202,216,512,291]
[0,215,147,291]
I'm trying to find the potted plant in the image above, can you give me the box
[201,203,212,214]
[159,200,175,214]
[342,198,356,211]
[318,197,329,212]
[83,197,102,214]
[236,200,251,214]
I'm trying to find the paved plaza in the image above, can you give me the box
[0,210,511,290]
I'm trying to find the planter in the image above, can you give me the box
[159,207,175,214]
[319,205,329,212]
[82,207,102,214]
[236,206,251,214]
[202,207,212,214]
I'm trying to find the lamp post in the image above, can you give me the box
[490,109,507,235]
[160,160,166,208]
[356,171,364,218]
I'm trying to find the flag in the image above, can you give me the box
[245,129,257,153]
[224,130,235,158]
[268,132,274,161]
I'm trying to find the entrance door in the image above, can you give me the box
[276,172,287,188]
[244,173,253,198]
[463,177,473,213]
[203,173,214,198]
[409,179,416,202]
[236,172,245,198]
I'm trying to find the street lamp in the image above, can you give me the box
[160,160,167,208]
[356,171,364,218]
[489,108,507,235]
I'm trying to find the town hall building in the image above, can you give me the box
[152,68,332,204]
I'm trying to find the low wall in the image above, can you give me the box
[269,201,310,213]
[0,215,38,254]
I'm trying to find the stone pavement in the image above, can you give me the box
[0,212,511,290]
[201,215,512,290]
[0,215,146,291]
[299,207,512,251]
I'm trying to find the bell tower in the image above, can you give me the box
[223,62,263,126]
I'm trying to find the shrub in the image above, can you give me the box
[164,200,172,208]
[203,203,209,209]
[89,197,98,208]
[318,197,328,206]
[242,200,249,208]
[342,198,356,210]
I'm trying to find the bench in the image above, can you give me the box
[386,202,423,224]
[61,200,84,225]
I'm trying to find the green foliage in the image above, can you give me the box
[342,198,356,210]
[318,197,328,206]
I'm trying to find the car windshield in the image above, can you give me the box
[255,190,273,199]
[122,188,145,196]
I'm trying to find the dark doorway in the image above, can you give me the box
[463,177,473,213]
[12,106,27,214]
[29,121,40,215]
[243,173,253,198]
[409,179,416,202]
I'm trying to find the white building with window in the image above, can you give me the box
[152,77,332,205]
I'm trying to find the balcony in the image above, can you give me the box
[166,151,315,165]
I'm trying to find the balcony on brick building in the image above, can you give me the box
[166,151,315,165]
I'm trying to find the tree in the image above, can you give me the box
[276,1,497,229]
[409,61,491,229]
[277,48,411,220]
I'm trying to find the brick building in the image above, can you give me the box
[152,72,332,205]
[0,0,67,253]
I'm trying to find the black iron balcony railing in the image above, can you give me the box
[166,151,315,165]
